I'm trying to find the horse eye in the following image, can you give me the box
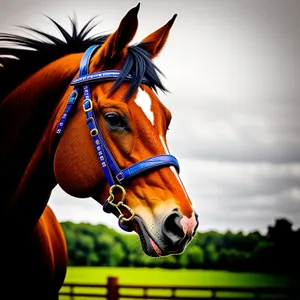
[105,112,122,127]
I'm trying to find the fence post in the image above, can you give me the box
[107,276,118,300]
[211,288,216,299]
[70,284,74,300]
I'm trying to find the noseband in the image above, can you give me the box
[56,45,180,231]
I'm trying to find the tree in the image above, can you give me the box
[59,218,299,272]
[185,245,204,268]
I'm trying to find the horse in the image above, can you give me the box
[0,3,199,299]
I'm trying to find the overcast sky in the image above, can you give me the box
[1,0,300,234]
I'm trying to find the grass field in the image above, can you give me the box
[59,267,299,299]
[64,266,298,287]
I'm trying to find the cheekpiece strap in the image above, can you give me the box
[80,45,118,186]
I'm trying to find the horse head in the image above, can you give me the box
[53,4,198,257]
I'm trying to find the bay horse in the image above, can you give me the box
[0,4,198,299]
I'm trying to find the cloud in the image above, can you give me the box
[165,96,300,163]
[49,160,300,234]
[177,160,300,233]
[49,186,130,234]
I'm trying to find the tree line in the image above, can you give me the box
[60,218,300,273]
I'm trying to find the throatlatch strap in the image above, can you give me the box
[56,89,79,134]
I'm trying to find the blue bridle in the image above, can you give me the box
[56,45,180,229]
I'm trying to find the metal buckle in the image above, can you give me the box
[116,172,124,182]
[86,117,98,137]
[83,99,93,112]
[90,128,99,136]
[106,185,135,222]
[68,90,78,104]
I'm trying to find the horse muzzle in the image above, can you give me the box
[132,210,199,257]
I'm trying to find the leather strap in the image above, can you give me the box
[116,155,179,182]
[72,70,150,86]
[56,89,78,134]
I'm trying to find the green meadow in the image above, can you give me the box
[63,267,297,286]
[59,267,299,299]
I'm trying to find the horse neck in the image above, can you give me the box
[0,53,82,231]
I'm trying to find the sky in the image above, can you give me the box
[1,0,300,234]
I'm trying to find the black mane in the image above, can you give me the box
[111,44,167,99]
[0,17,167,101]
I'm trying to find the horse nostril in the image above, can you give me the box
[162,209,185,244]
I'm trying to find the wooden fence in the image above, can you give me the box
[59,276,300,300]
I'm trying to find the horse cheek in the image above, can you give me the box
[53,127,100,198]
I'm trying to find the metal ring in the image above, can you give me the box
[105,185,135,222]
[90,128,99,136]
[72,90,78,99]
[120,212,135,222]
[109,185,126,203]
[83,99,93,112]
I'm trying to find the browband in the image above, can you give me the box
[71,70,150,86]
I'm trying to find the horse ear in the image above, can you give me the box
[138,14,177,59]
[91,3,140,67]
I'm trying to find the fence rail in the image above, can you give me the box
[59,276,300,300]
